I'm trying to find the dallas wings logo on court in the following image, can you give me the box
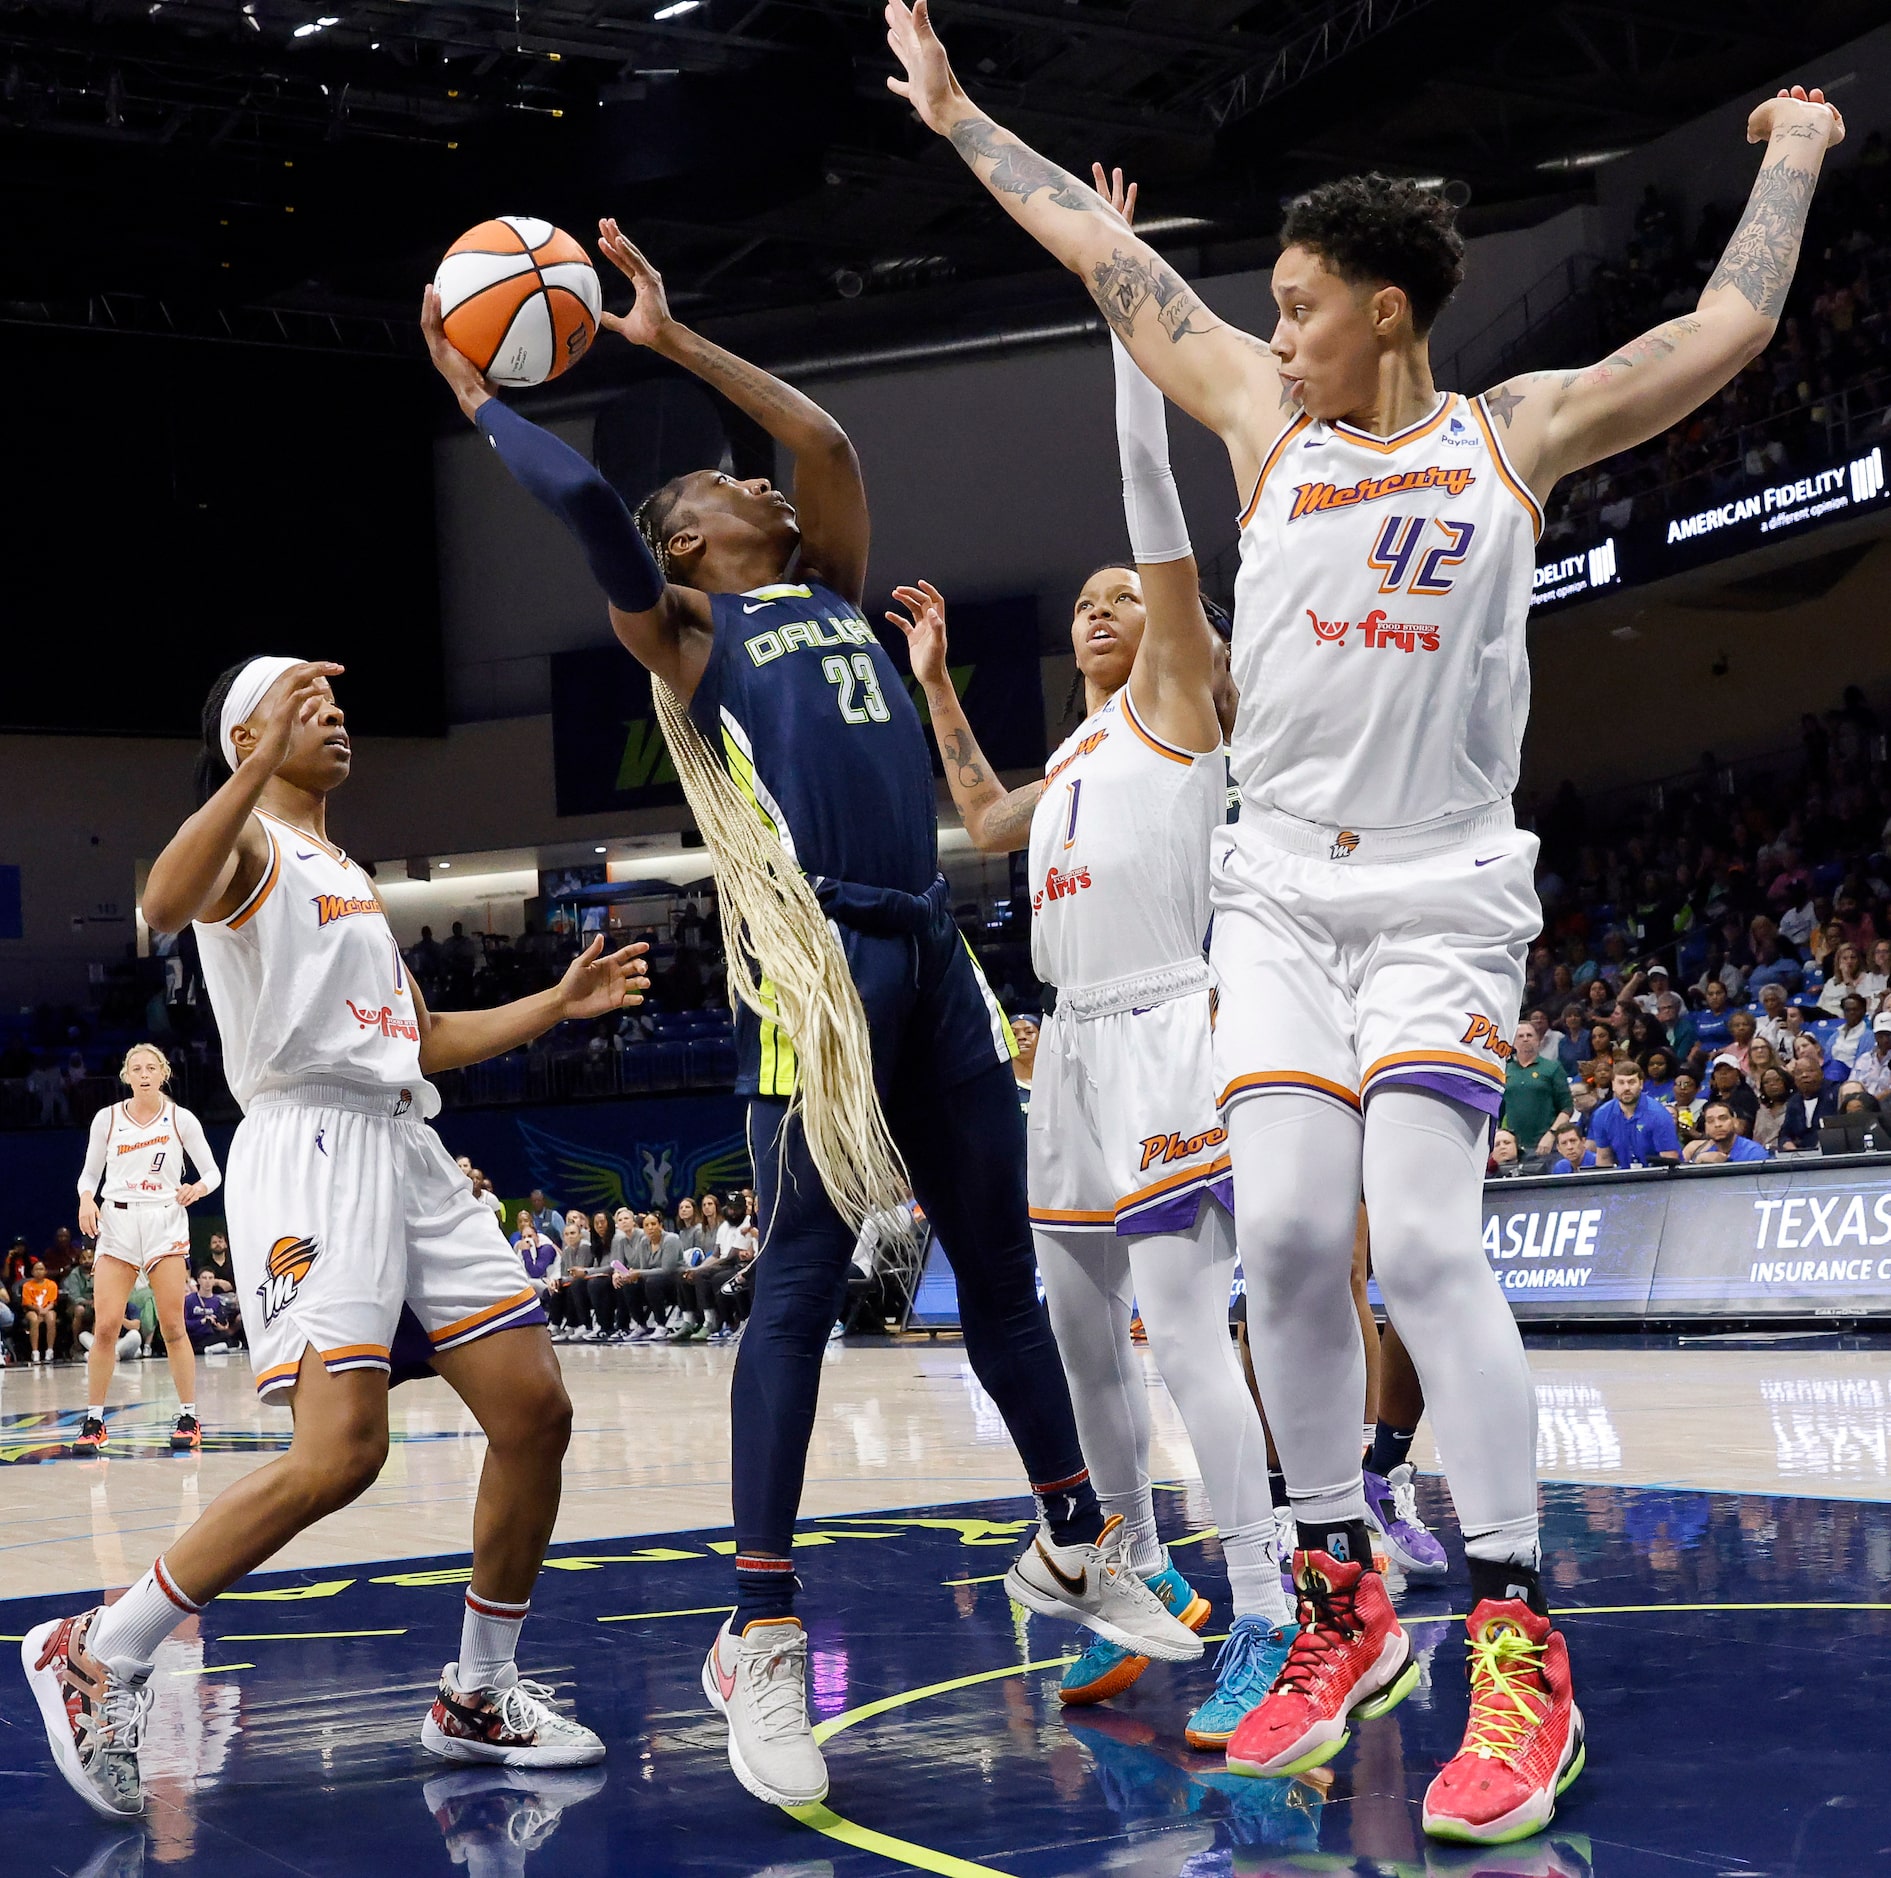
[258,1235,320,1325]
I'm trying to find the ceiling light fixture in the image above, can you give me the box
[654,0,700,18]
[438,861,452,870]
[1535,147,1633,173]
[594,846,608,854]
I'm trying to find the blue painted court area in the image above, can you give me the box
[2,1481,1888,1877]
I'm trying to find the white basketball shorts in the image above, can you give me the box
[1209,802,1540,1122]
[1029,962,1233,1236]
[224,1082,544,1400]
[94,1201,190,1274]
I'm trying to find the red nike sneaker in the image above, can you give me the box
[1422,1600,1585,1844]
[1224,1550,1415,1778]
[74,1416,108,1453]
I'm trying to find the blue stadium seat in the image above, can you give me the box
[649,1040,689,1091]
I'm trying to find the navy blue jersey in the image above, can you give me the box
[689,581,937,895]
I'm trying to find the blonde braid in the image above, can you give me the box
[651,677,907,1233]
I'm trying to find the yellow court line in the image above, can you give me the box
[171,1664,254,1676]
[1166,1528,1218,1550]
[939,1575,1009,1588]
[790,1804,1020,1878]
[214,1629,407,1641]
[811,1655,1076,1746]
[598,1606,736,1624]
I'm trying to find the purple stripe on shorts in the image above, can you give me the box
[1116,1185,1211,1237]
[1367,1068,1502,1119]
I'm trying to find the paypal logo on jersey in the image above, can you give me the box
[1445,414,1478,447]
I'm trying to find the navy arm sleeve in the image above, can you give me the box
[474,400,666,615]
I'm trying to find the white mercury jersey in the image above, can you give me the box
[1230,391,1541,831]
[194,810,437,1118]
[1028,688,1224,992]
[79,1099,221,1206]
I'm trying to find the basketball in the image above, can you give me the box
[433,216,602,388]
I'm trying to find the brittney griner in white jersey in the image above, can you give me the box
[75,1042,222,1454]
[22,656,649,1824]
[891,0,1846,1847]
[893,163,1296,1753]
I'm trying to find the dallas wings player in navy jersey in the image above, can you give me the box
[425,219,1198,1812]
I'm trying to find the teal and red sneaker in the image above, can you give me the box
[1058,1549,1211,1706]
[1183,1613,1294,1749]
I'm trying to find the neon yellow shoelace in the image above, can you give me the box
[1461,1624,1549,1763]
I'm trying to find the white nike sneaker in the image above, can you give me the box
[21,1611,152,1820]
[1003,1514,1204,1662]
[701,1617,829,1808]
[420,1661,605,1767]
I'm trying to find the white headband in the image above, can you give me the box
[219,656,305,773]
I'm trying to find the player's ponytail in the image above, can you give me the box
[650,679,908,1236]
[195,661,250,804]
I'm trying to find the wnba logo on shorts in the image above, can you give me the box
[257,1235,319,1326]
[1330,831,1360,859]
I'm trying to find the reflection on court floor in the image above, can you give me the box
[3,1478,1889,1877]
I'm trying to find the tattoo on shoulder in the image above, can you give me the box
[1483,382,1526,428]
[1090,247,1212,345]
[1707,160,1816,320]
[1560,315,1705,392]
[948,116,1092,212]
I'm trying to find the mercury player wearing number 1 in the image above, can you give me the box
[890,0,1846,1845]
[424,218,1199,1815]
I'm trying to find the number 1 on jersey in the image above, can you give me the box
[1062,778,1082,849]
[824,652,891,725]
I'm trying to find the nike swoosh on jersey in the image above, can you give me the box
[297,850,318,861]
[1473,855,1504,867]
[742,602,771,614]
[1034,1540,1088,1597]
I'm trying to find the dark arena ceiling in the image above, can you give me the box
[4,0,1884,355]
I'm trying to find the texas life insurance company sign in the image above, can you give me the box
[1479,1159,1891,1320]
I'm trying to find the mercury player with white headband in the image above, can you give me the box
[73,1042,222,1455]
[22,654,650,1824]
[890,1,1847,1846]
[892,164,1293,1754]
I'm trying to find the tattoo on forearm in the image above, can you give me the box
[981,787,1042,853]
[1090,247,1212,345]
[948,115,1093,212]
[940,729,989,793]
[1706,158,1818,319]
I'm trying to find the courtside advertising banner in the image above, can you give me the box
[1478,1177,1668,1319]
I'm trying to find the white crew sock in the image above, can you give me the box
[457,1590,529,1691]
[87,1405,104,1422]
[177,1402,195,1418]
[1095,1487,1163,1578]
[88,1557,201,1671]
[1219,1516,1295,1627]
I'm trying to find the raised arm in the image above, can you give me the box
[597,222,871,608]
[1485,86,1845,501]
[884,1,1282,492]
[888,581,1043,854]
[422,286,712,702]
[1094,166,1222,759]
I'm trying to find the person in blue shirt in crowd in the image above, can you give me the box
[1778,1053,1843,1152]
[1587,1061,1681,1168]
[1684,1100,1771,1165]
[1549,1121,1610,1176]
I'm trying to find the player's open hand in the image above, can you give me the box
[885,0,967,134]
[887,581,951,688]
[246,662,346,777]
[1090,163,1138,227]
[420,284,498,420]
[597,221,676,347]
[77,1197,99,1240]
[1747,85,1845,149]
[557,936,653,1020]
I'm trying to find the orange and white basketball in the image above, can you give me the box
[434,216,601,388]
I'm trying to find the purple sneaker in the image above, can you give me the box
[1362,1464,1448,1578]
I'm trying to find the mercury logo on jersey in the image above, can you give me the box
[1033,865,1091,913]
[115,1134,168,1156]
[1304,609,1442,652]
[1044,729,1108,786]
[1138,1125,1229,1173]
[313,895,378,927]
[1288,465,1476,520]
[346,999,421,1042]
[1330,831,1360,859]
[258,1235,319,1326]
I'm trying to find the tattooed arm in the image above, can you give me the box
[598,219,870,606]
[887,581,1043,853]
[1483,87,1844,502]
[884,0,1281,492]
